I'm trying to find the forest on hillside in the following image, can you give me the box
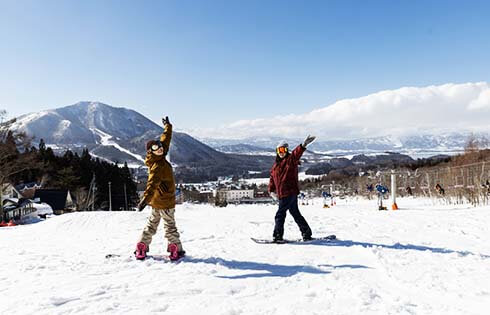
[0,121,138,211]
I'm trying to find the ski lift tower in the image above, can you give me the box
[375,170,399,210]
[391,170,398,210]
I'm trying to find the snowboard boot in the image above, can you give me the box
[273,235,285,243]
[302,232,313,241]
[302,235,313,241]
[134,242,148,260]
[167,243,185,261]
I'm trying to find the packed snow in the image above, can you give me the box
[1,197,489,315]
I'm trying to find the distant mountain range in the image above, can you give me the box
[3,101,487,182]
[200,132,488,159]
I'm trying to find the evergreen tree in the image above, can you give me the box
[1,136,138,211]
[39,139,46,153]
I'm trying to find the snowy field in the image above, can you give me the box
[1,197,489,315]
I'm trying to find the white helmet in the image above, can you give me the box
[276,140,289,149]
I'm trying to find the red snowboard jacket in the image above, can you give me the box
[268,145,306,199]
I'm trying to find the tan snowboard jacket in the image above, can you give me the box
[142,124,176,210]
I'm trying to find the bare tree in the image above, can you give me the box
[73,187,89,211]
[0,109,6,124]
[465,133,479,153]
[465,133,489,153]
[0,149,33,220]
[0,110,37,220]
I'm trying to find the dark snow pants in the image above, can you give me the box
[273,195,312,239]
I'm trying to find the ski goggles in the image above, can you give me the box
[276,146,288,154]
[150,142,163,151]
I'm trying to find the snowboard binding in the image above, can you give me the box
[167,243,185,261]
[134,242,148,260]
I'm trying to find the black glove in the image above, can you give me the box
[137,199,147,211]
[162,116,170,126]
[302,135,316,148]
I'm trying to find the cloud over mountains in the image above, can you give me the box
[194,82,490,140]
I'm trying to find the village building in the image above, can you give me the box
[1,183,22,200]
[2,198,38,223]
[34,189,75,215]
[15,182,42,199]
[215,188,254,203]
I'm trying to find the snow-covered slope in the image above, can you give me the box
[9,102,152,145]
[1,197,489,314]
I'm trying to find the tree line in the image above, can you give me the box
[1,127,138,212]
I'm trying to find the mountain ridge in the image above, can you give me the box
[5,101,488,182]
[3,102,273,181]
[198,132,489,159]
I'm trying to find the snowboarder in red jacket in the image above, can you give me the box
[268,135,316,242]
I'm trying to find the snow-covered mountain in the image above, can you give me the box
[3,102,272,173]
[200,132,486,159]
[5,101,486,182]
[307,133,475,158]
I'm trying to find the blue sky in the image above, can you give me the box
[1,0,489,131]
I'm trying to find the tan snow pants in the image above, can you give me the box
[139,208,183,251]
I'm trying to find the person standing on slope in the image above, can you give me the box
[134,116,185,261]
[268,135,316,242]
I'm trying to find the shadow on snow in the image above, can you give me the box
[288,239,490,259]
[183,256,370,279]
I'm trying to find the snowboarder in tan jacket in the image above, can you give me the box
[134,116,185,260]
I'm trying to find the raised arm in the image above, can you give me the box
[290,144,306,162]
[159,116,172,156]
[291,135,316,162]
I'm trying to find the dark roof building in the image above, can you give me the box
[33,189,75,212]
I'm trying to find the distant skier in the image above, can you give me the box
[268,135,316,242]
[134,116,185,261]
[405,186,413,196]
[367,184,374,193]
[376,183,389,210]
[435,183,445,196]
[484,180,490,194]
[366,183,374,199]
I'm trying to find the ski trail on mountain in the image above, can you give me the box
[91,128,145,163]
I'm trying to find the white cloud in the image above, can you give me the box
[194,82,490,140]
[467,89,490,110]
